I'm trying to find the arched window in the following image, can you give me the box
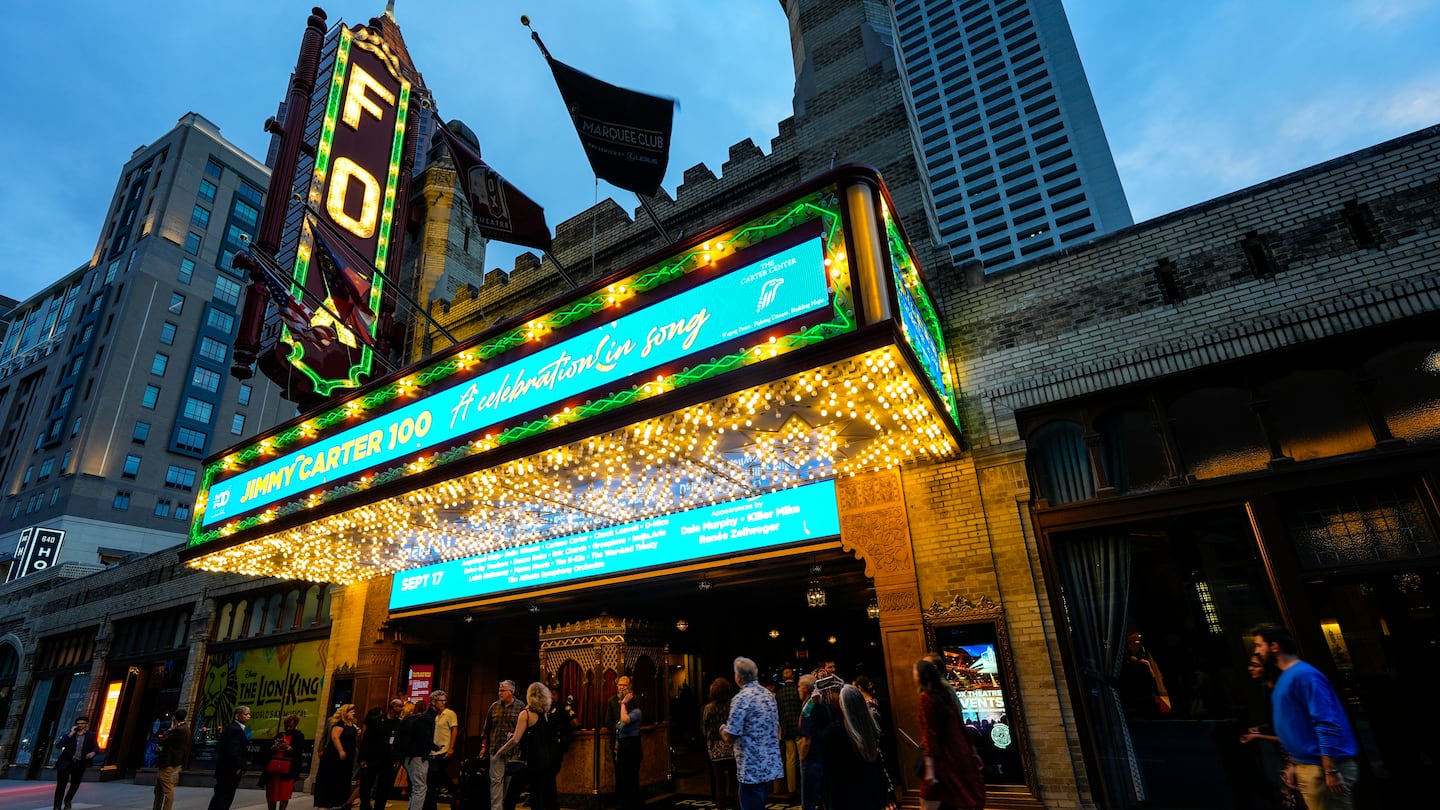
[1367,341,1440,444]
[1096,408,1171,495]
[301,586,322,626]
[557,659,584,726]
[1030,420,1095,505]
[1169,387,1269,480]
[265,593,284,634]
[632,655,658,724]
[281,589,301,632]
[215,603,234,641]
[1261,370,1374,462]
[248,599,266,638]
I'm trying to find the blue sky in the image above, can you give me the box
[1,0,1437,302]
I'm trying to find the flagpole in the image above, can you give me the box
[543,251,579,290]
[240,251,399,374]
[303,204,464,347]
[634,193,676,245]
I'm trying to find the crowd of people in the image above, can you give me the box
[701,655,986,810]
[146,651,997,810]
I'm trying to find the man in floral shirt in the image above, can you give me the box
[722,657,784,810]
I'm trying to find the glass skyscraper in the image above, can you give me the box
[893,0,1132,271]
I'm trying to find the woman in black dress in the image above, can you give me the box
[495,682,557,810]
[820,686,893,810]
[313,703,359,810]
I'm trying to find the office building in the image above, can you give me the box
[892,0,1132,270]
[0,113,290,579]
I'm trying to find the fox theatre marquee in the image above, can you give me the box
[184,167,959,583]
[184,164,971,787]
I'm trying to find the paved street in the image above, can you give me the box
[0,781,396,810]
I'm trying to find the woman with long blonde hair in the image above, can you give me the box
[495,682,558,810]
[313,703,359,810]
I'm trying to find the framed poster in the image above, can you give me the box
[925,600,1031,790]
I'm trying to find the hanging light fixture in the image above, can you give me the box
[676,619,689,632]
[866,597,881,620]
[698,576,713,591]
[806,580,827,608]
[827,635,838,645]
[769,629,781,639]
[806,560,827,608]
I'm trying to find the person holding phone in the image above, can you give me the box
[53,715,100,810]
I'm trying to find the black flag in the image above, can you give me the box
[538,38,674,196]
[437,123,554,253]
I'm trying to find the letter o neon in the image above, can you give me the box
[326,157,380,238]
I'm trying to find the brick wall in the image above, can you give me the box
[947,125,1440,448]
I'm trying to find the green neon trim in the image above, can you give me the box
[884,211,960,424]
[190,187,855,548]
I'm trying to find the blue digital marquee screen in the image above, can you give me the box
[203,237,830,527]
[389,478,841,610]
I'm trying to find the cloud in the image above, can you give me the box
[1345,0,1436,26]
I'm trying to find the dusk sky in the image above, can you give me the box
[2,0,1438,301]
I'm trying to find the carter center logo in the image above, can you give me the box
[757,278,785,311]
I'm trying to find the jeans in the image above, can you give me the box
[153,766,181,810]
[738,781,769,810]
[406,756,431,810]
[1294,760,1359,810]
[490,755,510,810]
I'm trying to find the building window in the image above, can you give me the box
[207,310,235,333]
[58,387,73,409]
[168,293,185,314]
[183,397,214,424]
[104,259,122,285]
[23,466,33,484]
[191,367,221,393]
[178,258,194,284]
[50,487,61,506]
[214,276,241,307]
[122,454,141,479]
[176,427,207,454]
[191,205,211,230]
[71,417,82,437]
[199,337,227,364]
[230,413,246,435]
[154,498,172,517]
[205,159,223,180]
[9,503,19,520]
[159,322,178,345]
[151,353,169,376]
[133,420,151,444]
[113,490,132,510]
[62,450,71,471]
[237,384,252,406]
[165,466,196,491]
[184,232,202,256]
[39,458,54,480]
[142,384,161,409]
[199,179,217,203]
[175,503,191,521]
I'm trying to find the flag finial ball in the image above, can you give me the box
[520,15,530,26]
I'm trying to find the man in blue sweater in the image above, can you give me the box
[1253,625,1358,809]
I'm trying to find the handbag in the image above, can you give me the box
[707,737,734,761]
[265,755,292,775]
[504,757,528,776]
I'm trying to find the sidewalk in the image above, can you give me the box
[0,780,412,810]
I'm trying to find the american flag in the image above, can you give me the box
[249,253,336,348]
[311,227,378,345]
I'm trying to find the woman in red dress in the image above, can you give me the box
[914,659,985,810]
